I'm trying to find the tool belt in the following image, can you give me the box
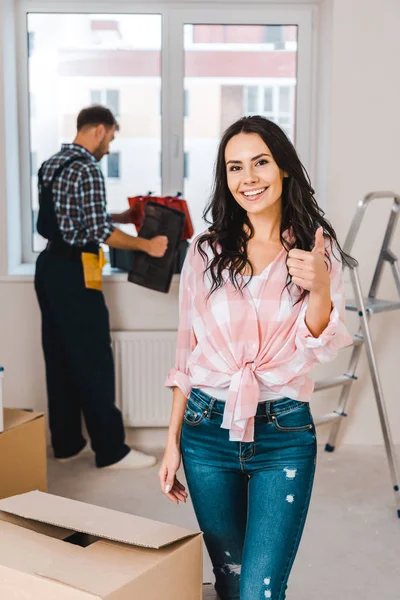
[46,239,106,291]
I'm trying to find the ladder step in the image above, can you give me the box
[346,298,400,314]
[314,375,355,392]
[314,412,344,426]
[352,335,364,346]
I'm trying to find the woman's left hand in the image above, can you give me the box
[286,227,330,294]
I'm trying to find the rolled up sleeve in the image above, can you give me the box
[295,247,353,363]
[164,243,197,398]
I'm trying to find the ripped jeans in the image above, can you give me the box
[181,389,317,600]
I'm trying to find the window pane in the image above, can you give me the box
[246,86,258,113]
[263,87,273,112]
[90,90,102,105]
[279,86,291,113]
[184,24,297,236]
[27,13,162,252]
[107,152,120,178]
[264,25,284,46]
[106,89,120,117]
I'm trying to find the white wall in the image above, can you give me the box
[310,0,400,444]
[0,0,399,445]
[0,276,180,414]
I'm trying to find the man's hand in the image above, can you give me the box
[111,206,139,225]
[143,235,169,258]
[105,229,168,255]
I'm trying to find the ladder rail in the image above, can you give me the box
[350,267,400,516]
[390,258,400,296]
[342,192,400,256]
[369,200,400,298]
[318,190,400,517]
[325,333,363,451]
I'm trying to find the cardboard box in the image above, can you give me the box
[0,409,47,500]
[0,491,203,599]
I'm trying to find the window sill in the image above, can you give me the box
[0,264,181,284]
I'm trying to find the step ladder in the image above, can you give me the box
[313,191,400,518]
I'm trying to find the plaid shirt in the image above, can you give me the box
[165,233,353,442]
[39,143,114,246]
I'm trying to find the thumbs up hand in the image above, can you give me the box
[286,227,330,294]
[311,226,325,257]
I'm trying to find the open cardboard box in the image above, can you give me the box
[0,409,47,500]
[0,491,203,599]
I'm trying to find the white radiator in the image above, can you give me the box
[111,331,176,427]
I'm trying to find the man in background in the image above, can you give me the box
[35,105,167,469]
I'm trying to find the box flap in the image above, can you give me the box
[2,409,44,432]
[0,510,74,539]
[0,520,147,597]
[0,491,198,549]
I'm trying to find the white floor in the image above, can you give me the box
[47,442,400,600]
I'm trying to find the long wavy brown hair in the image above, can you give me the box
[196,116,357,301]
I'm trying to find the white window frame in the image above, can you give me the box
[15,1,316,265]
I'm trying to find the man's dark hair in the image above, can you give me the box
[77,105,119,131]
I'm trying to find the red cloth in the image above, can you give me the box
[128,195,194,241]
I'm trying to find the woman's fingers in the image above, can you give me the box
[291,276,308,289]
[288,266,306,278]
[173,489,188,503]
[160,470,188,504]
[166,486,187,504]
[172,479,188,502]
[165,491,179,505]
[288,248,310,260]
[175,479,186,491]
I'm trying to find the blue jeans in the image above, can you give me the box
[181,389,317,600]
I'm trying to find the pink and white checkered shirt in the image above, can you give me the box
[165,234,353,442]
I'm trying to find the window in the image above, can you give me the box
[90,90,102,105]
[244,84,295,138]
[106,90,120,118]
[26,13,161,254]
[183,23,302,235]
[21,8,313,261]
[90,89,120,117]
[107,152,120,179]
[279,86,291,113]
[263,88,273,112]
[246,87,258,113]
[90,19,121,46]
[264,25,284,47]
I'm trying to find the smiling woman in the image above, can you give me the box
[160,114,357,600]
[196,116,357,294]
